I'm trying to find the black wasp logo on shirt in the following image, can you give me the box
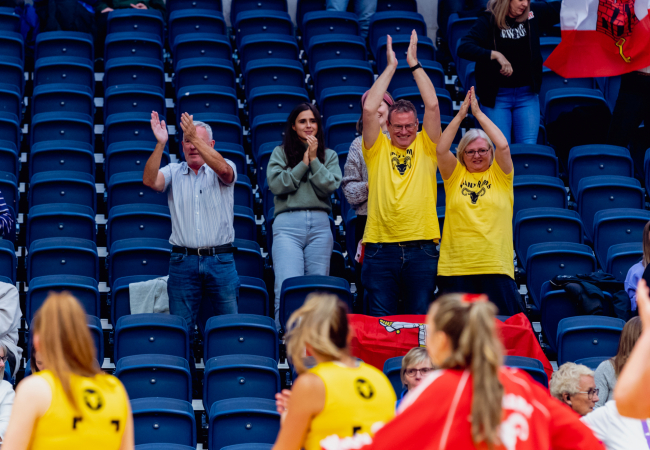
[355,378,375,399]
[461,179,491,205]
[500,22,527,39]
[391,148,414,176]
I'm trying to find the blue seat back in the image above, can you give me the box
[26,275,99,323]
[0,240,16,283]
[107,204,171,249]
[0,141,18,178]
[209,398,280,449]
[204,314,278,362]
[307,34,366,76]
[382,356,403,396]
[30,141,95,178]
[32,84,94,117]
[108,238,172,284]
[539,70,595,114]
[115,313,190,362]
[325,114,360,149]
[172,33,231,71]
[27,204,96,247]
[243,58,305,99]
[31,112,94,147]
[234,10,293,49]
[557,316,625,365]
[0,171,17,213]
[105,142,170,181]
[105,32,163,61]
[234,206,256,242]
[109,275,159,325]
[104,85,165,122]
[251,113,288,160]
[368,11,426,55]
[168,0,222,15]
[239,276,270,316]
[544,88,609,125]
[248,86,309,123]
[606,242,643,282]
[107,172,169,210]
[568,145,633,196]
[131,398,196,447]
[176,86,237,118]
[313,60,373,103]
[104,57,165,91]
[34,57,94,92]
[115,354,192,402]
[87,314,104,365]
[169,10,226,47]
[503,355,548,388]
[239,34,298,74]
[230,0,288,24]
[447,13,476,63]
[592,208,650,269]
[106,9,165,42]
[540,281,583,353]
[510,144,559,177]
[29,170,96,211]
[35,30,94,60]
[574,356,609,370]
[192,113,242,145]
[302,11,359,49]
[513,175,567,221]
[27,237,99,282]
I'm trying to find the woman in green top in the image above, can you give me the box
[267,103,342,330]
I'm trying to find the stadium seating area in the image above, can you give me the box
[0,0,644,447]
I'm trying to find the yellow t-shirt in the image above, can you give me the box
[303,361,396,450]
[362,130,440,243]
[30,370,129,450]
[438,159,515,278]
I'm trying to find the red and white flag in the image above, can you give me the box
[545,0,650,77]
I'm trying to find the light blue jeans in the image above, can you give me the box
[481,86,540,145]
[272,210,333,329]
[326,0,376,39]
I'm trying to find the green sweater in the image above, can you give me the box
[95,0,166,14]
[267,146,342,217]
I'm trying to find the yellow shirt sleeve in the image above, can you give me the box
[417,128,438,160]
[362,130,387,164]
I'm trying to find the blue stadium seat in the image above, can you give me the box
[27,204,96,247]
[32,84,94,117]
[301,11,359,49]
[171,34,232,71]
[539,281,580,353]
[525,242,596,311]
[279,275,352,331]
[447,13,476,63]
[30,112,94,147]
[577,176,644,241]
[574,356,609,371]
[169,9,226,46]
[606,242,643,282]
[234,205,256,242]
[261,181,275,220]
[503,355,548,388]
[104,112,161,151]
[324,114,359,150]
[235,174,254,209]
[221,445,273,450]
[510,144,559,177]
[34,57,93,93]
[376,34,435,74]
[239,276,270,316]
[0,209,14,250]
[243,58,305,99]
[0,84,21,122]
[392,87,454,118]
[248,86,309,123]
[369,11,427,55]
[104,57,164,91]
[109,275,159,325]
[27,237,99,282]
[0,240,16,283]
[216,143,247,175]
[104,32,163,61]
[209,398,280,449]
[107,204,171,249]
[87,314,104,364]
[234,10,293,49]
[0,141,18,178]
[250,113,288,158]
[30,141,94,179]
[389,60,446,92]
[539,69,595,115]
[568,145,633,196]
[544,88,609,125]
[115,313,190,362]
[204,314,278,361]
[513,175,567,221]
[230,0,287,24]
[29,171,96,211]
[642,148,650,198]
[436,172,445,207]
[131,398,196,447]
[106,172,169,210]
[233,238,264,278]
[108,238,172,284]
[115,354,192,402]
[318,86,365,123]
[0,58,23,96]
[377,0,416,11]
[35,31,93,60]
[105,142,169,181]
[168,0,222,15]
[592,208,650,270]
[26,275,99,322]
[0,32,23,61]
[540,37,560,62]
[296,0,324,31]
[104,84,165,122]
[239,34,299,73]
[255,140,280,188]
[312,60,374,103]
[0,113,19,147]
[557,316,625,365]
[191,113,242,145]
[0,7,19,33]
[203,355,280,411]
[0,171,18,212]
[382,356,403,396]
[176,85,237,118]
[306,34,366,76]
[106,9,165,42]
[136,445,196,450]
[514,208,583,268]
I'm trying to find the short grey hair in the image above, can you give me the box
[400,347,433,387]
[183,120,213,141]
[549,362,594,401]
[456,128,495,167]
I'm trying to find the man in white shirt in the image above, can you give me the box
[582,400,650,450]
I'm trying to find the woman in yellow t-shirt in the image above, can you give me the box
[435,87,522,316]
[3,293,134,450]
[272,294,395,450]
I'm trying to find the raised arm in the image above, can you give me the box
[406,30,441,143]
[363,36,397,149]
[470,88,512,174]
[143,111,168,192]
[180,113,234,184]
[437,91,470,180]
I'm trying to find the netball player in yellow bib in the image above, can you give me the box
[272,294,395,450]
[3,293,134,450]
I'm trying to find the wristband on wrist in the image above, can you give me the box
[409,62,422,72]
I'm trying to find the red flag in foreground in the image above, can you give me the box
[545,0,650,78]
[348,313,553,381]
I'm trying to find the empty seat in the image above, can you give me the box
[306,34,366,76]
[172,33,232,71]
[106,9,164,42]
[0,239,16,283]
[168,0,222,15]
[239,276,270,316]
[525,242,596,311]
[250,113,289,158]
[592,208,650,270]
[0,7,19,33]
[389,60,445,92]
[233,238,263,278]
[29,171,96,211]
[235,174,254,209]
[209,398,280,450]
[104,32,163,61]
[392,87,454,118]
[29,141,95,178]
[606,242,643,282]
[0,141,18,178]
[204,314,278,361]
[447,13,476,63]
[32,84,94,117]
[35,31,93,60]
[234,205,256,242]
[540,37,560,62]
[539,281,580,353]
[109,275,159,324]
[557,316,625,365]
[131,398,196,447]
[176,85,237,118]
[87,314,104,364]
[105,141,169,181]
[544,88,610,125]
[0,58,23,96]
[377,0,416,11]
[215,142,247,175]
[539,69,595,114]
[239,34,299,73]
[108,238,172,284]
[107,204,171,249]
[243,58,305,99]
[248,86,309,123]
[104,84,165,122]
[301,11,359,49]
[192,113,242,145]
[221,445,273,450]
[107,172,169,210]
[312,60,373,103]
[26,275,99,322]
[27,237,99,282]
[114,313,190,362]
[0,31,23,61]
[0,113,20,147]
[136,445,196,450]
[230,0,287,24]
[369,11,426,54]
[104,112,159,151]
[234,10,293,49]
[169,9,226,47]
[376,34,435,74]
[382,356,403,396]
[104,57,164,91]
[279,275,352,331]
[324,114,359,149]
[642,148,650,198]
[318,86,365,123]
[0,171,18,212]
[115,354,192,402]
[503,355,548,388]
[0,84,21,123]
[568,145,633,196]
[510,144,559,177]
[573,356,609,371]
[27,203,96,247]
[30,112,94,147]
[203,355,280,411]
[34,57,94,92]
[513,175,567,221]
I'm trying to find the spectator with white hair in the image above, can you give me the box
[0,281,22,379]
[550,362,600,416]
[396,347,434,409]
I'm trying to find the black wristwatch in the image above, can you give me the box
[409,62,422,72]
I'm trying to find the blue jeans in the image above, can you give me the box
[481,86,540,145]
[326,0,376,39]
[361,242,439,316]
[272,210,333,329]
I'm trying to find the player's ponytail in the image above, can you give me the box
[285,293,350,374]
[429,294,504,449]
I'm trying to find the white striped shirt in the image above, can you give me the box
[160,161,237,248]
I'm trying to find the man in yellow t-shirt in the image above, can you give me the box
[360,30,441,317]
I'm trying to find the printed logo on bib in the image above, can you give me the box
[354,378,375,400]
[391,149,413,175]
[460,179,491,205]
[83,389,104,411]
[500,22,527,39]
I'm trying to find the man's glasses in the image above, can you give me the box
[405,368,433,377]
[576,388,599,400]
[465,149,490,157]
[390,123,418,132]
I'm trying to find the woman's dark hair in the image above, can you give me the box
[281,103,326,168]
[611,316,642,376]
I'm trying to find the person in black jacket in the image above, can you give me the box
[457,0,560,145]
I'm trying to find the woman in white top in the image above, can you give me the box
[0,343,15,442]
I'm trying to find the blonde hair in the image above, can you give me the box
[612,316,643,377]
[549,363,594,401]
[643,221,650,267]
[429,294,504,449]
[285,293,350,375]
[32,292,101,410]
[456,129,495,168]
[400,347,433,387]
[487,0,530,30]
